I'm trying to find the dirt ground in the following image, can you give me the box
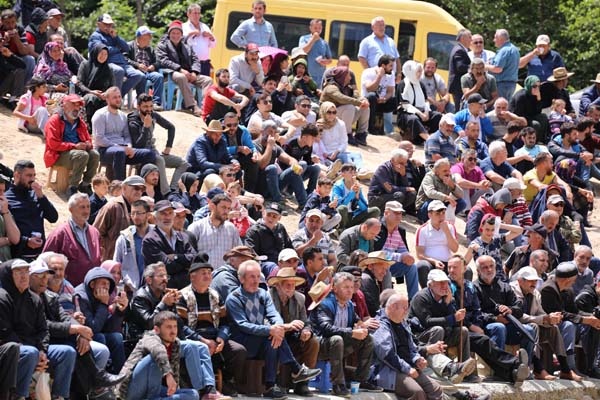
[1,105,599,265]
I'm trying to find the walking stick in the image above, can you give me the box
[457,280,464,363]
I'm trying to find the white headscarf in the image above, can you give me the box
[401,60,428,111]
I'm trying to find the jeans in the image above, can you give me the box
[136,71,164,105]
[496,82,517,102]
[300,161,321,196]
[264,164,308,207]
[127,355,199,400]
[155,152,190,194]
[418,198,467,222]
[16,345,38,397]
[98,146,156,181]
[23,54,36,85]
[485,322,535,360]
[48,344,77,398]
[109,63,145,96]
[93,332,125,373]
[559,320,576,353]
[91,340,111,369]
[389,261,419,299]
[180,340,215,389]
[337,152,363,170]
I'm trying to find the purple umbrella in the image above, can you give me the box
[258,46,288,60]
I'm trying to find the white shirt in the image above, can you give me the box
[182,20,216,61]
[360,67,394,98]
[415,222,457,262]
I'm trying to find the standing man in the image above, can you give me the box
[92,87,156,181]
[230,0,277,48]
[126,25,164,109]
[518,34,565,82]
[44,94,100,196]
[448,28,472,108]
[128,93,190,196]
[183,3,216,77]
[6,160,58,261]
[298,19,332,89]
[88,14,144,97]
[358,16,401,77]
[487,29,520,101]
[468,34,496,62]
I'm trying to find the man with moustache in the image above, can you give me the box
[229,43,264,98]
[514,127,548,174]
[222,112,260,192]
[126,25,164,109]
[202,68,249,122]
[461,58,498,112]
[361,54,397,135]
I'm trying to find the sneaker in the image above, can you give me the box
[356,169,373,181]
[448,358,478,384]
[153,104,163,111]
[359,381,383,392]
[263,385,287,399]
[326,159,343,180]
[512,363,529,387]
[332,384,350,398]
[291,364,321,383]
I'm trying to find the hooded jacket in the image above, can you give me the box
[0,260,49,351]
[74,267,123,334]
[210,264,240,303]
[465,189,510,241]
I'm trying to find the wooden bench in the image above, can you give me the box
[46,165,70,193]
[238,359,265,396]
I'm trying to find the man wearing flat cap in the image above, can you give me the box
[211,245,265,301]
[178,260,247,396]
[268,268,319,396]
[541,261,600,374]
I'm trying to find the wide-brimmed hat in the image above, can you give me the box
[358,251,394,269]
[267,267,305,287]
[307,282,332,311]
[590,73,600,83]
[203,119,228,133]
[222,246,267,261]
[547,67,574,82]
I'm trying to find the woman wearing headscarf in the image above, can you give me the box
[509,75,549,142]
[321,66,370,146]
[466,188,513,241]
[168,172,207,223]
[396,60,442,144]
[77,44,115,130]
[317,101,364,171]
[33,41,73,92]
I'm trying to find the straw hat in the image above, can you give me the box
[267,267,305,287]
[307,282,333,311]
[357,251,394,269]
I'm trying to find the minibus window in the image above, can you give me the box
[226,12,315,52]
[398,21,416,64]
[329,21,394,60]
[427,32,455,70]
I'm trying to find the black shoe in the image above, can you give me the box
[95,370,126,388]
[451,390,491,400]
[586,368,600,379]
[359,381,383,392]
[347,135,357,146]
[448,358,478,384]
[354,133,368,146]
[291,364,321,383]
[263,385,287,399]
[293,381,311,396]
[220,381,239,397]
[332,384,350,398]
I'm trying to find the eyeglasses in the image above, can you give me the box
[326,110,337,114]
[466,157,477,162]
[553,202,565,207]
[226,123,238,128]
[131,186,144,191]
[299,104,311,108]
[262,100,273,104]
[225,173,235,177]
[472,41,483,45]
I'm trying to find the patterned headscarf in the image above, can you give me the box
[33,41,72,83]
[554,158,577,182]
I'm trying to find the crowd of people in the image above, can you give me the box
[1,1,600,400]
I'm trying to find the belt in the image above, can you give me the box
[199,60,211,64]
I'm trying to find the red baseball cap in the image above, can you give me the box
[62,94,84,105]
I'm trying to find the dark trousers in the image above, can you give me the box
[212,339,247,385]
[0,342,19,399]
[369,190,417,214]
[317,334,373,384]
[366,93,397,133]
[240,336,298,385]
[394,371,443,400]
[469,332,518,381]
[98,146,156,181]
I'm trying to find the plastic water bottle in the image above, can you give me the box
[69,76,77,94]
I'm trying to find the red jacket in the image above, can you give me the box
[44,113,92,167]
[43,221,102,286]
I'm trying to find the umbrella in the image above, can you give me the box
[258,46,288,60]
[489,298,536,344]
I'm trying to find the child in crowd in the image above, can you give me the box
[290,58,320,101]
[332,163,380,229]
[88,174,110,224]
[226,181,255,238]
[13,76,50,134]
[299,177,342,231]
[108,179,123,198]
[548,99,573,135]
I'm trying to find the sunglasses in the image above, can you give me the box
[224,173,235,177]
[472,41,483,45]
[299,104,311,108]
[326,110,337,114]
[467,157,477,162]
[226,123,238,128]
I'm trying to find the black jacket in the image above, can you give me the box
[474,276,523,325]
[126,40,160,71]
[128,110,176,150]
[244,220,292,263]
[448,44,470,96]
[0,52,26,74]
[374,219,408,252]
[540,275,582,324]
[40,290,76,340]
[156,37,201,74]
[128,285,174,340]
[142,226,196,289]
[0,260,49,351]
[509,89,543,120]
[575,284,599,314]
[361,268,393,317]
[408,287,457,335]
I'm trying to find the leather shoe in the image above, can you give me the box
[95,370,126,388]
[293,381,311,396]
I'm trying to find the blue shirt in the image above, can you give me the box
[298,34,332,88]
[490,41,520,83]
[69,219,90,258]
[358,33,400,72]
[424,130,457,165]
[62,116,80,144]
[479,156,515,178]
[457,137,489,160]
[526,50,564,82]
[230,17,277,48]
[133,231,145,281]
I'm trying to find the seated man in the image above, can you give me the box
[282,124,322,203]
[156,20,212,117]
[74,266,128,374]
[247,91,293,140]
[359,251,394,316]
[126,26,163,109]
[202,68,249,123]
[117,311,200,400]
[361,54,396,135]
[281,95,318,141]
[0,9,36,87]
[523,152,571,203]
[511,267,581,381]
[128,93,191,196]
[292,210,337,266]
[373,201,419,298]
[514,126,548,175]
[424,113,458,166]
[88,14,144,97]
[336,218,381,267]
[44,93,100,196]
[211,246,264,301]
[548,122,594,183]
[451,149,492,210]
[310,271,382,397]
[421,57,453,113]
[267,268,320,396]
[454,93,494,141]
[186,119,241,188]
[460,57,498,112]
[0,32,26,108]
[128,261,222,398]
[575,275,600,377]
[505,233,555,279]
[228,43,264,98]
[226,260,321,399]
[456,121,489,161]
[368,148,417,214]
[486,97,527,140]
[372,293,445,399]
[223,112,260,192]
[479,141,523,190]
[92,86,155,181]
[415,158,466,222]
[245,202,292,264]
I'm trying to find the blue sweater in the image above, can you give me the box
[186,134,234,173]
[88,29,129,66]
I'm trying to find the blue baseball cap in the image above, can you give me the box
[136,25,154,37]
